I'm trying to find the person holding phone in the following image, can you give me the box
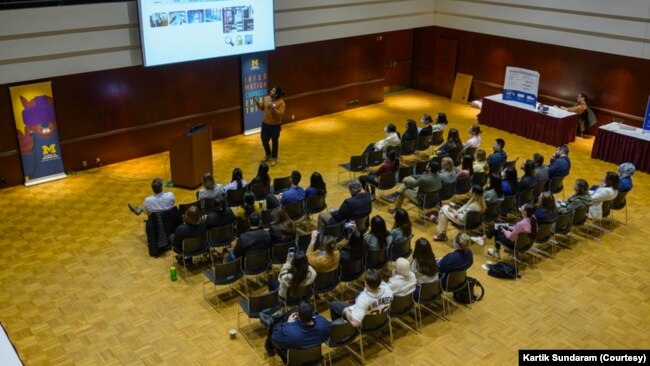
[268,251,316,305]
[306,230,340,272]
[256,86,286,166]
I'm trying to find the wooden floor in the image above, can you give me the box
[1,90,649,365]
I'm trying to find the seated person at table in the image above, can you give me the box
[318,180,372,227]
[265,301,332,359]
[329,269,393,327]
[362,123,401,156]
[501,166,519,197]
[267,170,305,209]
[534,192,558,224]
[463,124,482,152]
[438,233,474,285]
[128,177,176,216]
[388,160,442,214]
[557,179,592,215]
[306,231,340,273]
[617,163,635,193]
[560,93,590,135]
[170,205,207,264]
[486,138,507,170]
[431,185,486,242]
[548,145,571,179]
[388,257,417,297]
[518,159,538,190]
[588,172,619,219]
[227,212,271,262]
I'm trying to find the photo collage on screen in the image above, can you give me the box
[148,5,254,46]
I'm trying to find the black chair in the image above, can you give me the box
[500,195,517,218]
[202,257,245,310]
[389,294,419,334]
[283,201,306,225]
[284,284,314,311]
[570,205,589,240]
[285,344,323,366]
[353,215,370,235]
[414,281,446,327]
[400,139,417,156]
[312,269,340,305]
[414,190,440,227]
[504,158,519,169]
[178,201,200,217]
[415,134,430,153]
[611,190,629,225]
[498,233,534,278]
[304,194,327,221]
[454,175,472,196]
[472,172,487,187]
[174,236,213,283]
[441,270,470,313]
[376,173,397,203]
[236,216,250,236]
[237,290,281,348]
[243,250,272,295]
[551,211,574,247]
[226,188,246,207]
[296,233,312,254]
[326,320,364,365]
[518,187,534,207]
[533,220,557,258]
[482,200,502,226]
[547,176,565,199]
[413,159,428,175]
[271,240,296,265]
[366,149,383,168]
[364,248,388,271]
[587,199,614,239]
[260,209,274,228]
[207,224,236,250]
[272,176,292,195]
[439,181,455,202]
[199,197,216,214]
[322,221,346,242]
[430,130,444,146]
[359,309,393,353]
[533,179,548,202]
[385,145,400,158]
[389,235,412,261]
[338,155,367,183]
[397,165,413,183]
[339,259,365,296]
[248,182,270,201]
[450,210,483,237]
[145,207,181,257]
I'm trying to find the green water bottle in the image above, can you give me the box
[170,266,177,281]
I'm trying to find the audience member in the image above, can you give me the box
[557,179,592,215]
[329,269,393,327]
[364,215,393,253]
[269,207,297,244]
[418,114,434,136]
[434,128,463,159]
[483,173,505,204]
[362,123,401,156]
[358,150,399,200]
[305,172,327,198]
[535,192,558,223]
[339,229,365,264]
[224,167,247,191]
[438,233,474,285]
[227,212,271,261]
[235,191,262,218]
[486,138,507,170]
[463,124,482,152]
[473,149,489,173]
[388,258,417,296]
[197,172,225,201]
[306,231,340,273]
[249,162,271,190]
[402,119,419,141]
[128,177,176,215]
[269,251,317,304]
[533,153,549,183]
[410,238,439,285]
[205,195,235,229]
[431,185,486,242]
[390,208,412,242]
[318,180,372,227]
[389,160,442,214]
[170,205,207,265]
[548,145,571,179]
[457,154,474,179]
[267,170,305,209]
[265,301,332,359]
[617,163,635,193]
[501,166,519,197]
[482,204,537,259]
[440,157,457,184]
[588,171,619,219]
[518,159,538,190]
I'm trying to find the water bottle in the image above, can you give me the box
[170,266,177,281]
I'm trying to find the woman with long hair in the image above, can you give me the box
[463,124,482,152]
[305,171,327,198]
[271,251,316,304]
[205,195,235,229]
[483,173,504,204]
[391,208,412,242]
[249,162,271,189]
[518,159,537,190]
[197,171,225,200]
[364,215,393,252]
[534,191,558,223]
[306,231,340,272]
[457,154,474,179]
[340,229,365,264]
[224,167,247,191]
[501,166,519,197]
[402,119,419,141]
[410,238,439,284]
[435,128,463,158]
[588,171,619,219]
[482,203,537,259]
[432,185,486,242]
[235,191,261,218]
[269,207,296,243]
[558,179,592,215]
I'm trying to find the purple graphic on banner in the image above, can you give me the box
[241,53,268,133]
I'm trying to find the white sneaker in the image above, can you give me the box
[471,236,485,246]
[488,248,500,259]
[481,263,492,271]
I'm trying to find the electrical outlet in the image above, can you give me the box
[82,160,87,167]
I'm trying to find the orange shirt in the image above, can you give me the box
[259,96,286,125]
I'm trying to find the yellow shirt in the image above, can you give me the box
[259,96,286,125]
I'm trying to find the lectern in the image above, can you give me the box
[169,125,213,189]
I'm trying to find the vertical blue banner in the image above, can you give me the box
[241,52,268,134]
[643,96,650,133]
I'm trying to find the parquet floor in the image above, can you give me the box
[1,90,649,365]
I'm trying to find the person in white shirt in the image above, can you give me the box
[362,123,401,156]
[463,124,482,152]
[196,172,225,200]
[588,171,619,219]
[223,167,248,191]
[329,269,393,327]
[128,177,176,215]
[388,258,417,297]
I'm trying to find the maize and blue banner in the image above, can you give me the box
[503,66,540,107]
[241,52,268,134]
[10,81,66,186]
[643,96,650,133]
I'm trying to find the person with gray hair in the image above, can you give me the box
[318,180,372,227]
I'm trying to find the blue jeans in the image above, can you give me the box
[261,122,281,159]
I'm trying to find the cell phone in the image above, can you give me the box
[288,248,295,258]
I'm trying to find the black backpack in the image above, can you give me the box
[453,276,484,304]
[488,261,520,279]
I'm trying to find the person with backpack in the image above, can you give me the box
[479,203,537,260]
[437,233,473,285]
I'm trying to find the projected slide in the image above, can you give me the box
[138,0,275,67]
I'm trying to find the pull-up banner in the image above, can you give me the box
[241,52,268,134]
[643,95,650,134]
[10,82,66,186]
[503,66,539,107]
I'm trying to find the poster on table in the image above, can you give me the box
[9,81,67,186]
[643,96,650,133]
[241,52,268,134]
[502,67,540,107]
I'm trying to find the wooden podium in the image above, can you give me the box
[169,125,213,189]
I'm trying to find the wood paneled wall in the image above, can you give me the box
[413,26,650,131]
[0,34,384,188]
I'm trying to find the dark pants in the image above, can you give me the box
[362,143,376,156]
[358,174,378,194]
[486,228,514,250]
[329,300,350,321]
[266,193,281,209]
[261,122,281,159]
